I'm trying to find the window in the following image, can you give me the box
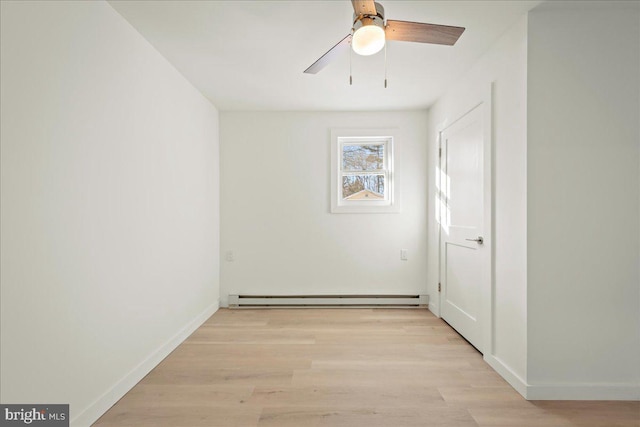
[331,129,399,213]
[341,140,388,200]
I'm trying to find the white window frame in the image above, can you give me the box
[331,128,400,214]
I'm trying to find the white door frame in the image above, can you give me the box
[438,83,494,355]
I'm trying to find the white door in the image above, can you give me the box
[439,105,485,352]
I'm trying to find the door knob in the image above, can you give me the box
[466,236,484,244]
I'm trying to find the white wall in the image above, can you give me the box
[527,2,640,399]
[220,111,427,305]
[426,17,529,386]
[0,1,220,424]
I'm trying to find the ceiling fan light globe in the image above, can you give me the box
[352,25,385,56]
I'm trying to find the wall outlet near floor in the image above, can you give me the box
[225,251,234,262]
[400,249,408,261]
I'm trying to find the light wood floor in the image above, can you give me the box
[94,308,639,427]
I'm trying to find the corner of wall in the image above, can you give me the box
[72,302,219,426]
[484,355,529,398]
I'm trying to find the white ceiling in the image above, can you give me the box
[109,0,541,111]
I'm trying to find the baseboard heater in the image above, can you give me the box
[228,294,428,308]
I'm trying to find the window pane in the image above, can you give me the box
[342,144,384,171]
[342,175,385,200]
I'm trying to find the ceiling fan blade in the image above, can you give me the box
[303,34,352,74]
[385,20,465,46]
[351,0,377,16]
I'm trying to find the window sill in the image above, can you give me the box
[331,204,401,214]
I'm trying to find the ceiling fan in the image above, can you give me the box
[304,0,465,82]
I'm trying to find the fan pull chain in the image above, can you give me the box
[384,40,388,89]
[349,39,353,86]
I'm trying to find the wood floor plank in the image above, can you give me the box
[144,366,294,387]
[257,406,479,427]
[291,368,470,387]
[247,385,446,408]
[110,384,256,408]
[527,401,640,427]
[93,406,261,427]
[468,405,576,426]
[310,359,473,370]
[156,355,312,370]
[312,331,455,345]
[438,386,527,406]
[185,329,316,345]
[94,308,640,427]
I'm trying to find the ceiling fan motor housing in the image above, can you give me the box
[352,2,385,32]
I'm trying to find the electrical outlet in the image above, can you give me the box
[225,251,234,262]
[400,249,408,261]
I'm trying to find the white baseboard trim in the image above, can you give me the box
[484,354,528,398]
[526,383,640,401]
[484,354,639,400]
[71,301,219,427]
